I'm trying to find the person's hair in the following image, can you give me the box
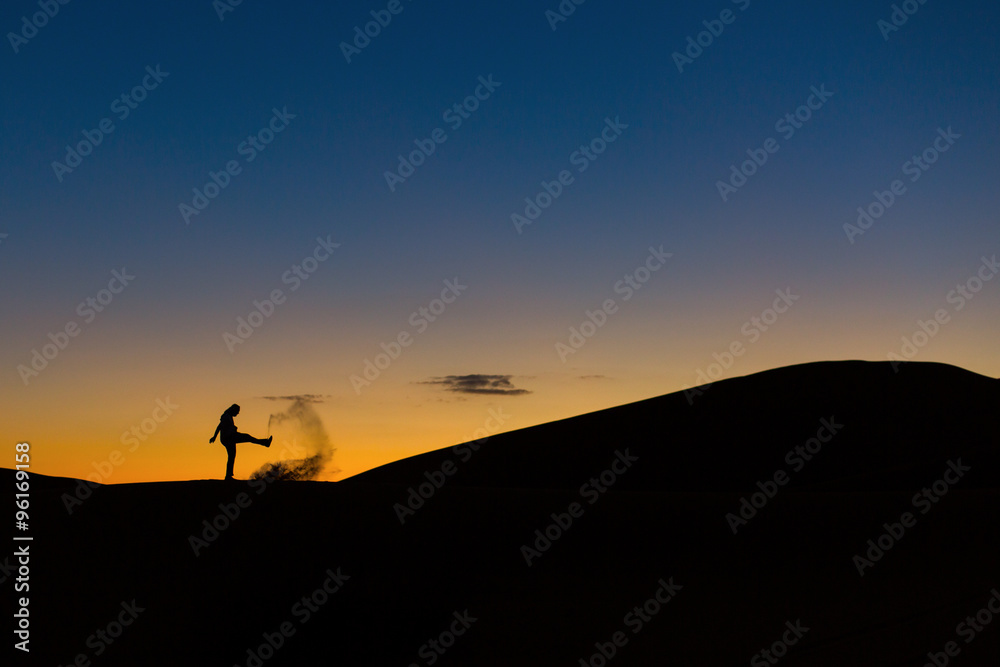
[222,403,240,419]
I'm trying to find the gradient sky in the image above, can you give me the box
[2,0,998,484]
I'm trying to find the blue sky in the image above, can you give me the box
[2,0,998,481]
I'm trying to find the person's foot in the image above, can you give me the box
[264,436,272,448]
[225,476,237,482]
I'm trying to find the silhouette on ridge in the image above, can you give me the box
[209,403,271,480]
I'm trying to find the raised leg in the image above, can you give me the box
[232,432,270,446]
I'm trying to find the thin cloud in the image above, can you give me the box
[259,394,330,403]
[421,374,531,396]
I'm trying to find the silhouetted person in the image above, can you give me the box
[209,403,271,480]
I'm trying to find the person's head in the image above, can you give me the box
[225,404,240,418]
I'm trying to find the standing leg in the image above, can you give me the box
[225,443,236,479]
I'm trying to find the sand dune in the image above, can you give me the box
[5,361,999,665]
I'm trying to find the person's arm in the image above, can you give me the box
[209,423,220,443]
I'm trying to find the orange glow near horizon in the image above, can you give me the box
[9,325,999,486]
[7,264,1000,486]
